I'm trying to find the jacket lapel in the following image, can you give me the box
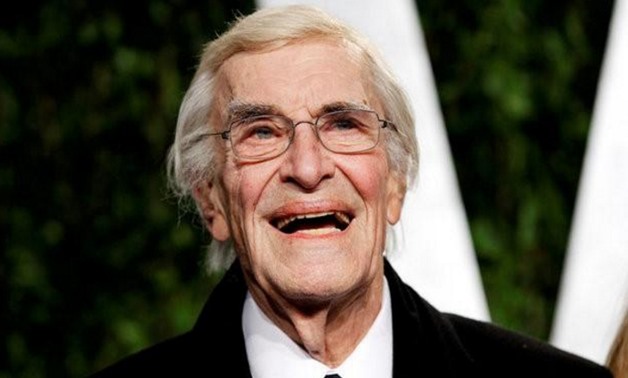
[385,260,474,377]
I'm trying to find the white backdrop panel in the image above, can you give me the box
[550,0,628,364]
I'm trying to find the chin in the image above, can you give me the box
[279,268,359,303]
[280,283,351,311]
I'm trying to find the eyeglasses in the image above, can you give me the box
[205,109,397,162]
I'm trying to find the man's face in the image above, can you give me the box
[200,40,405,305]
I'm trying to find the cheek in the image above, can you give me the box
[340,153,391,204]
[222,161,279,225]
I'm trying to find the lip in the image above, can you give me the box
[266,201,355,236]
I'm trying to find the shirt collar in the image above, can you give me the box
[242,278,393,378]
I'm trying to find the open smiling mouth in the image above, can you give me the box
[271,212,353,235]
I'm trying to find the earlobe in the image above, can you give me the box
[386,174,406,225]
[192,180,231,241]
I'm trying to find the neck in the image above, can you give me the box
[249,275,384,367]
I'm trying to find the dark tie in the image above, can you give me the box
[325,375,342,378]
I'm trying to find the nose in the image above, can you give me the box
[278,122,334,190]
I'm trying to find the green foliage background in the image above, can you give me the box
[0,0,613,376]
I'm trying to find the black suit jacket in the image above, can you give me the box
[91,260,612,377]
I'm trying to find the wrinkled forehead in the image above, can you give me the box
[210,39,382,126]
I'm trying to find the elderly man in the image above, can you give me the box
[93,5,611,378]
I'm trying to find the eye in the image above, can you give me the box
[249,125,276,140]
[233,117,287,144]
[321,111,369,133]
[330,118,359,131]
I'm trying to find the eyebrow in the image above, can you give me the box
[320,101,371,114]
[225,100,372,123]
[226,102,279,124]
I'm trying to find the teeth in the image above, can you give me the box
[276,212,333,230]
[299,228,342,235]
[334,212,350,225]
[275,211,351,231]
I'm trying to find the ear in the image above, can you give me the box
[386,173,406,225]
[192,180,230,241]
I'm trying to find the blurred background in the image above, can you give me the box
[0,0,614,376]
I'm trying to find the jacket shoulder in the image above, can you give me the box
[89,262,251,377]
[444,313,612,376]
[89,332,201,377]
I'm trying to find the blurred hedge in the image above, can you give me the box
[0,1,254,377]
[0,0,613,376]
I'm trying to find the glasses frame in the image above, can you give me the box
[204,109,398,162]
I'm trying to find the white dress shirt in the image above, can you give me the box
[242,279,393,378]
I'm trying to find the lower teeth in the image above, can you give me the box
[295,228,340,235]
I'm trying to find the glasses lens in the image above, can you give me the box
[230,115,291,160]
[317,110,380,153]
